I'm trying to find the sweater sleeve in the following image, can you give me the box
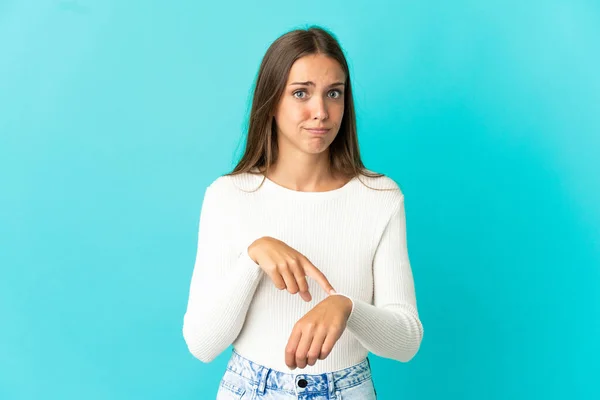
[331,195,424,362]
[182,183,264,363]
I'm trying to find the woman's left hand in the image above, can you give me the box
[285,294,353,370]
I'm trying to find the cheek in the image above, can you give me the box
[278,100,307,124]
[291,104,311,123]
[333,103,345,120]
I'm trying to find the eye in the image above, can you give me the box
[293,90,307,99]
[329,89,343,99]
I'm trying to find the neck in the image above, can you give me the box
[266,150,336,192]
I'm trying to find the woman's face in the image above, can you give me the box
[273,54,346,156]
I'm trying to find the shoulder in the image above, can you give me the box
[351,170,406,220]
[357,170,401,190]
[356,170,404,199]
[205,171,265,196]
[200,172,263,215]
[353,171,407,225]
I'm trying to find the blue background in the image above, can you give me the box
[1,1,599,399]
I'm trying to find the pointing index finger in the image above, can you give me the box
[302,259,335,295]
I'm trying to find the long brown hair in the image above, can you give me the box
[226,25,385,187]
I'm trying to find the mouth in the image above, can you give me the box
[304,128,331,135]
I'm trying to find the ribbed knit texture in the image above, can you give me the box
[182,171,424,374]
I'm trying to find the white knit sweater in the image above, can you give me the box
[182,171,424,374]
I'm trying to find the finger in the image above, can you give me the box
[285,326,302,369]
[301,257,335,295]
[290,262,311,302]
[295,326,315,370]
[266,266,287,291]
[298,290,312,302]
[307,328,327,366]
[319,328,343,360]
[279,265,299,294]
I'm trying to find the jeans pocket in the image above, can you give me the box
[338,377,377,400]
[216,370,248,400]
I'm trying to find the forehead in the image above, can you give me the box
[286,54,346,83]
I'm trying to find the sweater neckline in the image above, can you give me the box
[261,174,359,200]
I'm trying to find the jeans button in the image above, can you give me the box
[297,378,308,388]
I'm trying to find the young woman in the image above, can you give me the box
[182,26,424,399]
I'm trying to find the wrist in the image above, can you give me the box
[329,293,353,316]
[247,238,263,263]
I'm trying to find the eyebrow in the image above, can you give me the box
[289,81,345,88]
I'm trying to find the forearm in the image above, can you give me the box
[333,293,423,362]
[182,251,263,362]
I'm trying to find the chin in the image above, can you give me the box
[303,146,330,155]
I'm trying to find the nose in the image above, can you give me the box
[312,96,328,120]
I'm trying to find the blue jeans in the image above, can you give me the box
[216,349,377,399]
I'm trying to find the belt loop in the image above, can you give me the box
[256,367,270,395]
[326,372,335,398]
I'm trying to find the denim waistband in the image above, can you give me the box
[225,348,373,396]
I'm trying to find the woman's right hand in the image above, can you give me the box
[248,236,336,302]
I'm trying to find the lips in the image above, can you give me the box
[305,128,330,134]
